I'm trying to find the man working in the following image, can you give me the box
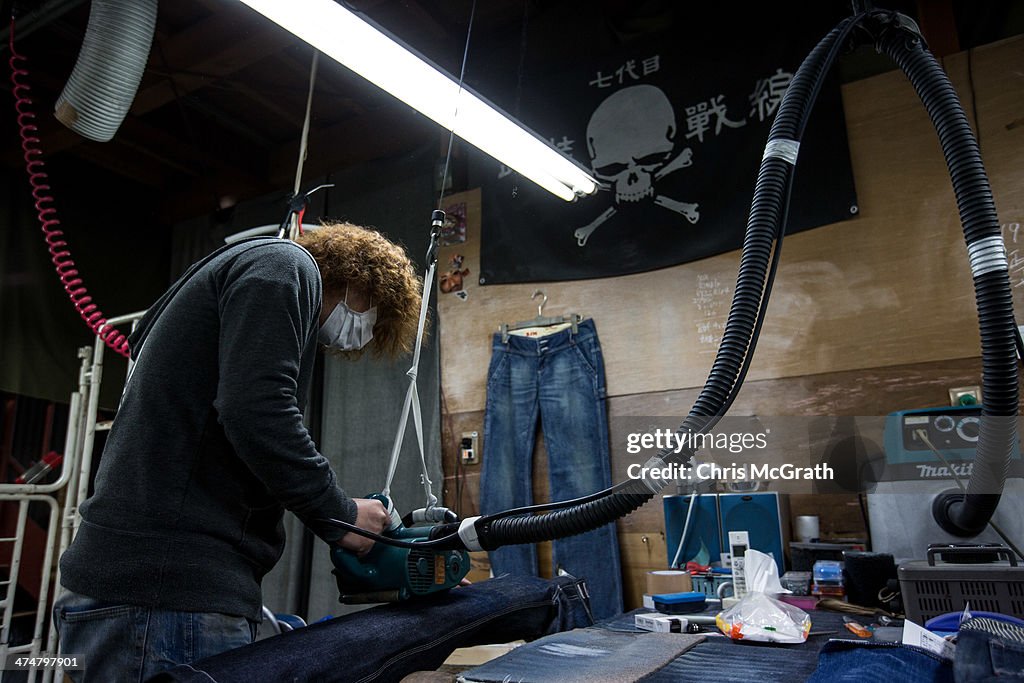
[55,222,424,681]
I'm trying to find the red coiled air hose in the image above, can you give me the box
[8,18,129,358]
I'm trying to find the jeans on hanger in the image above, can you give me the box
[479,318,623,619]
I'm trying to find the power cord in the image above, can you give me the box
[316,517,461,550]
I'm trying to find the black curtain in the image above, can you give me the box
[0,161,169,408]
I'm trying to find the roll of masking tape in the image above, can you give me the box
[646,570,692,596]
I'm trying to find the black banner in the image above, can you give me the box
[475,35,858,284]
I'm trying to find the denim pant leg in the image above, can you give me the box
[955,617,1024,682]
[148,575,592,683]
[807,640,953,683]
[54,590,256,682]
[539,323,622,619]
[480,341,540,577]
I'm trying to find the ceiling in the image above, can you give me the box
[2,0,531,228]
[1,0,1021,230]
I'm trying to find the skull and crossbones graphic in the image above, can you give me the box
[575,84,699,247]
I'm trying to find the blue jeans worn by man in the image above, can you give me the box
[480,319,623,619]
[54,590,256,682]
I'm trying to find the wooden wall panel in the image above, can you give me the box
[437,37,1024,416]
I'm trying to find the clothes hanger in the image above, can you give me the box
[500,290,582,342]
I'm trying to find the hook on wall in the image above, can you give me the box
[531,289,548,316]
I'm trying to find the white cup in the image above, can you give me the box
[795,515,820,543]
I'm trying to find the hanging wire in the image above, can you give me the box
[294,49,320,197]
[287,49,321,240]
[510,0,530,198]
[381,0,479,518]
[437,0,477,210]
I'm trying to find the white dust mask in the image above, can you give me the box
[318,286,377,351]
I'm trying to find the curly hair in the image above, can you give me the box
[295,222,422,359]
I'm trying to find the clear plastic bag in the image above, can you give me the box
[716,549,812,643]
[716,591,812,643]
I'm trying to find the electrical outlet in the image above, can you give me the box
[948,386,981,406]
[460,431,479,465]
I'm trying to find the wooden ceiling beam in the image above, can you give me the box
[226,81,303,128]
[160,102,438,224]
[3,119,269,198]
[0,85,268,191]
[384,1,452,44]
[158,170,279,225]
[65,143,170,188]
[267,104,437,187]
[274,51,370,120]
[134,13,299,116]
[115,116,268,186]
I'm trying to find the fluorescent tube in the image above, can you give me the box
[238,0,598,201]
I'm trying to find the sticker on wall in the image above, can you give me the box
[1002,221,1023,289]
[440,254,470,294]
[440,202,467,246]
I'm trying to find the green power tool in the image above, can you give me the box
[330,494,471,603]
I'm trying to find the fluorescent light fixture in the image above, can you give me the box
[238,0,597,201]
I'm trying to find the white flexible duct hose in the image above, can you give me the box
[55,0,158,142]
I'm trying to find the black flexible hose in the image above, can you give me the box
[874,21,1019,535]
[471,10,1017,551]
[478,16,863,550]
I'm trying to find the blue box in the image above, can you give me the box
[813,560,843,585]
[652,591,707,614]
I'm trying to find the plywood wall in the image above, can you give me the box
[436,36,1024,606]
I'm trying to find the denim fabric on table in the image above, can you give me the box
[458,627,705,683]
[806,639,954,683]
[955,616,1024,682]
[480,318,623,619]
[595,608,849,683]
[148,574,592,683]
[460,626,700,683]
[53,590,257,683]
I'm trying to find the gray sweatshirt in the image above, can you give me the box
[59,238,358,620]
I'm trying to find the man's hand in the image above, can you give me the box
[336,498,391,557]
